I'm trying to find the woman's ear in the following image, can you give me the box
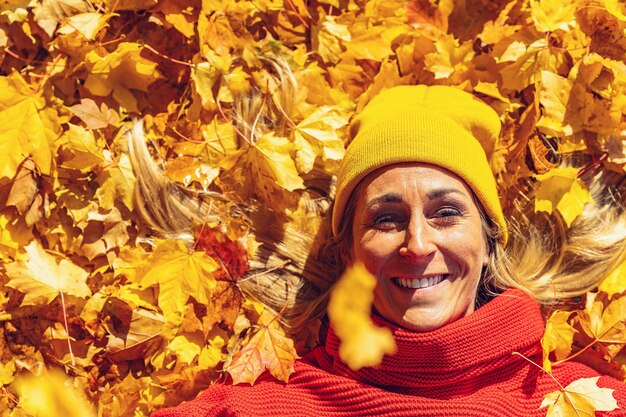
[339,243,352,266]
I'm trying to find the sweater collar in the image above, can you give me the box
[312,288,545,393]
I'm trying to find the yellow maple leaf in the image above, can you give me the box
[316,15,350,63]
[536,70,577,137]
[0,213,32,261]
[424,33,473,80]
[578,293,626,351]
[13,369,96,417]
[95,152,136,211]
[293,106,348,173]
[138,239,219,323]
[540,376,618,416]
[68,98,121,129]
[32,0,88,37]
[226,319,299,385]
[327,262,396,370]
[598,258,626,296]
[343,25,395,62]
[84,42,161,113]
[0,91,60,179]
[541,310,577,371]
[57,12,113,40]
[59,124,105,172]
[530,0,576,33]
[0,359,15,386]
[534,167,594,227]
[499,39,567,92]
[220,132,305,200]
[5,240,91,306]
[168,332,204,365]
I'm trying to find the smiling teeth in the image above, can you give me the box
[395,275,444,289]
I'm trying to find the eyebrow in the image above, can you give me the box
[365,188,466,209]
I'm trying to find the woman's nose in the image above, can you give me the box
[399,217,436,262]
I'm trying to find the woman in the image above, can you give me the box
[150,85,626,416]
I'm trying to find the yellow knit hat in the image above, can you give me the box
[332,85,508,243]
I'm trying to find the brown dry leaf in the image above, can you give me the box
[540,376,618,416]
[327,262,396,370]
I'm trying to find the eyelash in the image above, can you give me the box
[369,207,462,229]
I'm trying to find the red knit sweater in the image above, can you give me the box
[152,289,626,416]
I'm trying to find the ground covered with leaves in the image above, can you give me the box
[1,0,626,416]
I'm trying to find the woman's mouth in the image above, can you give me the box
[392,275,446,289]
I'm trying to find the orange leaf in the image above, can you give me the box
[226,321,298,385]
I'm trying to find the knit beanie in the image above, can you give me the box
[332,85,507,244]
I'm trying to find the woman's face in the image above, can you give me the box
[350,163,489,332]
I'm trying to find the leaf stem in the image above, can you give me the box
[59,292,76,367]
[512,351,565,391]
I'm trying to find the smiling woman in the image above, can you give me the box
[149,85,626,417]
[350,163,489,332]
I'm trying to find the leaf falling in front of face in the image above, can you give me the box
[328,262,397,370]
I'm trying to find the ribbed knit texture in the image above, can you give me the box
[152,289,626,417]
[331,85,507,243]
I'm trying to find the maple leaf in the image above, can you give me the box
[598,259,626,296]
[534,167,594,227]
[59,124,105,171]
[68,99,121,129]
[540,376,618,417]
[226,318,298,385]
[5,240,91,305]
[220,132,305,203]
[32,0,88,37]
[577,293,626,358]
[541,310,577,371]
[327,262,397,370]
[530,0,576,33]
[104,299,166,363]
[138,239,219,323]
[293,105,348,173]
[0,359,16,386]
[57,12,113,40]
[0,92,56,178]
[84,42,161,113]
[499,39,567,92]
[536,71,577,137]
[95,152,136,211]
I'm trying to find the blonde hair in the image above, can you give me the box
[127,60,626,330]
[488,171,626,303]
[128,58,333,333]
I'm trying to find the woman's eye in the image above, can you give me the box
[371,214,401,229]
[434,207,461,218]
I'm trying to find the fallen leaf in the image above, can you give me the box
[5,240,91,305]
[226,318,298,385]
[534,167,594,227]
[540,376,618,416]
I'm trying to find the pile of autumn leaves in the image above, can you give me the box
[1,0,626,416]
